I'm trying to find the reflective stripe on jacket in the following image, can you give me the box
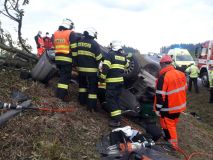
[100,51,129,83]
[185,65,200,78]
[154,65,187,114]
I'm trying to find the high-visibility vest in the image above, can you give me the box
[185,65,200,78]
[54,30,72,54]
[154,65,187,114]
[209,70,213,87]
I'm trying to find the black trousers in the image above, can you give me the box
[106,83,123,120]
[209,87,213,103]
[98,88,106,104]
[98,88,109,112]
[188,77,199,93]
[56,64,72,99]
[78,74,98,109]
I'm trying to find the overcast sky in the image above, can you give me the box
[1,0,213,54]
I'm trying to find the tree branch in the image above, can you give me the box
[0,10,11,18]
[4,0,18,22]
[1,0,32,53]
[0,43,38,62]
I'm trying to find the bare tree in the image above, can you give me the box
[0,0,38,62]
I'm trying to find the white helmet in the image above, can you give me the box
[61,18,74,29]
[110,40,123,51]
[38,30,42,35]
[84,27,97,39]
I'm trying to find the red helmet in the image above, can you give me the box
[160,55,173,63]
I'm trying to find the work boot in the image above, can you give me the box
[109,119,121,127]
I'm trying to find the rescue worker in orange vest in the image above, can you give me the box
[43,32,53,51]
[34,31,45,57]
[53,18,79,102]
[154,55,187,149]
[74,27,103,111]
[100,41,129,127]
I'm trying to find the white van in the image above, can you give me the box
[167,48,195,68]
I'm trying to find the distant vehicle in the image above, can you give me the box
[167,48,195,69]
[196,40,213,87]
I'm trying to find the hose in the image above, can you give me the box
[173,145,188,160]
[0,101,76,113]
[27,106,76,113]
[187,152,213,160]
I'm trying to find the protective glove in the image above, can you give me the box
[155,111,160,117]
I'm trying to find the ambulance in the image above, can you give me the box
[167,48,195,70]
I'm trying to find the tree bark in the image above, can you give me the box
[0,43,38,62]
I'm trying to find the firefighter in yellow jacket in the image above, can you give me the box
[100,41,129,127]
[53,18,79,102]
[185,63,200,93]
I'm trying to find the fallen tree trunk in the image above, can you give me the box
[0,43,38,63]
[0,57,29,68]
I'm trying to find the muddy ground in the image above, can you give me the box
[0,68,212,160]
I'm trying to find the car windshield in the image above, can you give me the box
[176,54,194,61]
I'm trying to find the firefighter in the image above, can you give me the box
[185,63,200,93]
[43,32,53,51]
[154,55,187,149]
[100,41,129,127]
[75,27,102,111]
[34,31,45,57]
[53,18,78,102]
[209,64,213,103]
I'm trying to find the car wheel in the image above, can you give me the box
[201,72,209,87]
[124,53,142,80]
